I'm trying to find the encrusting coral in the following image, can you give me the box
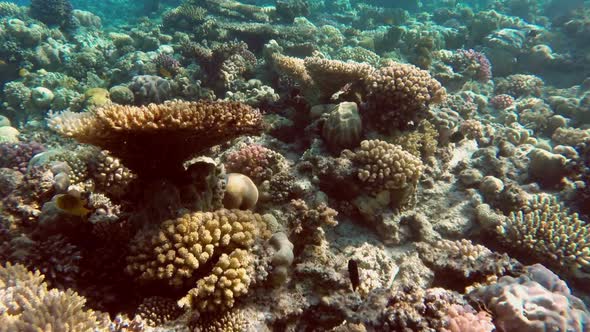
[48,100,264,179]
[126,209,269,312]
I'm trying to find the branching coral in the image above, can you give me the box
[496,194,590,276]
[126,209,269,312]
[363,62,446,131]
[342,139,424,195]
[0,263,109,331]
[48,100,263,179]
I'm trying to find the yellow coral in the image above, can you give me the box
[178,249,252,311]
[127,209,268,311]
[344,139,424,193]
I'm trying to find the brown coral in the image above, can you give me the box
[343,139,424,194]
[364,62,446,130]
[48,100,263,179]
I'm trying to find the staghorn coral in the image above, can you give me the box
[0,263,110,331]
[364,62,446,131]
[496,194,590,276]
[126,209,268,311]
[48,100,263,179]
[342,139,423,195]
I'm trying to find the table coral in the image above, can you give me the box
[48,100,263,179]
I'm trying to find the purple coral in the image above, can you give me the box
[457,49,492,82]
[225,144,285,184]
[153,53,181,77]
[489,94,515,110]
[0,142,45,173]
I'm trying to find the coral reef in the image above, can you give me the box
[48,100,263,179]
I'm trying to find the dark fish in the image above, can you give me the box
[450,131,465,143]
[348,259,360,292]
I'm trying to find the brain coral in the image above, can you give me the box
[126,209,269,312]
[48,100,263,179]
[469,264,590,332]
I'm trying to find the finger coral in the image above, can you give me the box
[48,100,264,179]
[126,209,269,312]
[364,62,447,131]
[343,139,424,195]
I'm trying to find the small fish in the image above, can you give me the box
[54,193,91,217]
[348,259,360,292]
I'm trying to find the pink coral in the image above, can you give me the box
[442,304,495,332]
[489,94,515,110]
[456,49,492,82]
[0,141,45,173]
[225,144,286,184]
